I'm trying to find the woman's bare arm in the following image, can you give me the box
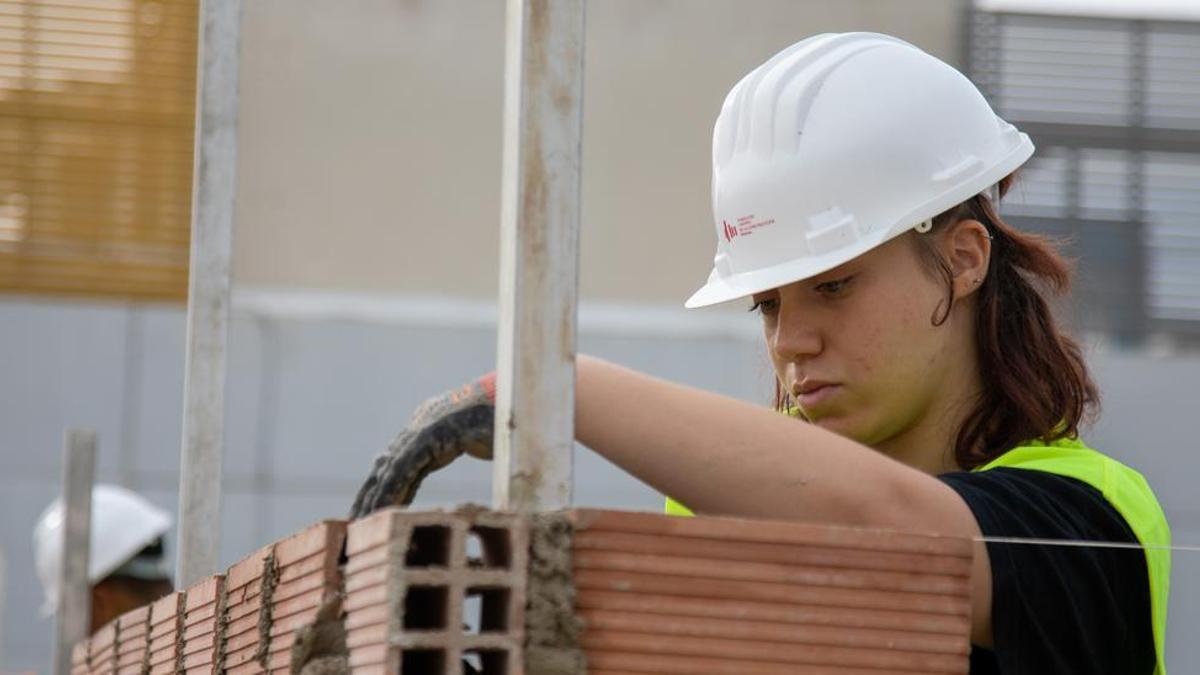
[574,354,994,646]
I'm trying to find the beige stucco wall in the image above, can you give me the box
[232,0,964,305]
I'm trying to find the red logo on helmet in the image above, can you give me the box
[723,220,738,242]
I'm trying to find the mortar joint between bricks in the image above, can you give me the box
[213,575,228,675]
[171,591,185,675]
[256,547,280,668]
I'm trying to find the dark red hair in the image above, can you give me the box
[775,174,1099,470]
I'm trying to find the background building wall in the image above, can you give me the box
[230,0,962,302]
[5,0,1198,671]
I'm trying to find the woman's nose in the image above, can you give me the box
[771,304,823,362]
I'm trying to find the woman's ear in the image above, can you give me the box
[943,219,991,298]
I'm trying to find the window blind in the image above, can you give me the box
[969,10,1200,341]
[0,0,198,301]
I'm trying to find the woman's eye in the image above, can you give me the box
[749,298,780,315]
[815,276,854,298]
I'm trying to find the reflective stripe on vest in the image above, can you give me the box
[664,436,1170,674]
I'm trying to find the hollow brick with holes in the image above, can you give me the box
[343,508,528,675]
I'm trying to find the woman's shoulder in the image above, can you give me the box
[940,464,1138,542]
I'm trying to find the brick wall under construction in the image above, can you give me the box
[71,507,974,674]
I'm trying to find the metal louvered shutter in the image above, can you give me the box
[0,1,198,302]
[968,9,1200,342]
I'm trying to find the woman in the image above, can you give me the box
[351,33,1169,674]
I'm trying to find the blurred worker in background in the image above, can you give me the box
[33,484,174,634]
[351,33,1170,674]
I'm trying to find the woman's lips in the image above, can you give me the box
[795,384,841,409]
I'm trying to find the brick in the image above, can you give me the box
[224,645,262,670]
[147,647,176,667]
[269,571,326,605]
[150,591,182,625]
[583,629,965,671]
[225,545,272,592]
[174,575,222,673]
[180,647,216,670]
[341,508,528,675]
[273,519,346,568]
[573,568,969,616]
[563,508,972,675]
[572,548,969,595]
[224,625,263,653]
[266,631,297,655]
[89,620,117,654]
[116,647,146,665]
[225,592,263,622]
[270,585,324,622]
[185,575,222,610]
[183,600,218,627]
[576,588,968,634]
[181,630,216,656]
[343,601,388,631]
[224,661,265,675]
[573,527,973,576]
[225,608,263,639]
[569,508,973,557]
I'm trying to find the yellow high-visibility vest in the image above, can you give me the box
[664,436,1171,674]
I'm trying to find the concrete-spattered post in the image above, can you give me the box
[52,429,96,675]
[493,0,587,512]
[177,0,243,588]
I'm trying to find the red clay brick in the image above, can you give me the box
[342,508,527,675]
[569,508,973,557]
[176,575,223,674]
[224,626,262,654]
[269,585,324,621]
[274,520,345,566]
[269,572,326,604]
[565,508,972,675]
[147,648,176,668]
[226,545,271,589]
[576,588,967,634]
[574,567,969,616]
[223,656,265,675]
[573,527,972,576]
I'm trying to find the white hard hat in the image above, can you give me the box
[686,32,1034,308]
[33,484,172,616]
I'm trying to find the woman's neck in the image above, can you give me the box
[876,324,983,476]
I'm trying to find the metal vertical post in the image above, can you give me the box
[177,0,243,587]
[53,429,96,675]
[493,0,586,512]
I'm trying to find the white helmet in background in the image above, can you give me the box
[686,32,1034,308]
[33,484,172,615]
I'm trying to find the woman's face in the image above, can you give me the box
[752,231,977,450]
